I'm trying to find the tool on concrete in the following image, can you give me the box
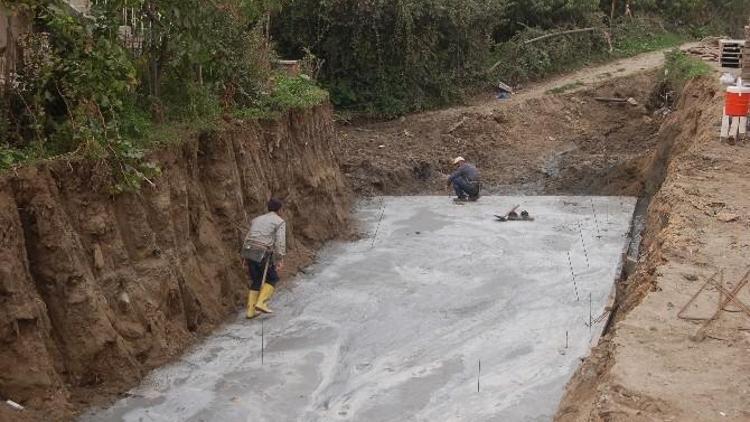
[495,205,534,222]
[494,204,518,220]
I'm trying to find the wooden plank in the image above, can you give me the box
[740,117,747,140]
[721,114,730,139]
[730,117,740,140]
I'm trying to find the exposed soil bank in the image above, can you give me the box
[556,77,750,420]
[338,73,662,197]
[0,105,351,421]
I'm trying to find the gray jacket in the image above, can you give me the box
[243,212,286,259]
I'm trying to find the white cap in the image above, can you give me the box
[452,156,465,165]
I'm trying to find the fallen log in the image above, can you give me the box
[523,27,597,45]
[487,27,600,72]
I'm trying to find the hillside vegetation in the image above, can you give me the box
[274,0,748,116]
[1,0,748,185]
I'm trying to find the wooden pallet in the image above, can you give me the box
[720,39,745,68]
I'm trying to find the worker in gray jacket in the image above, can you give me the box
[447,157,481,202]
[241,198,286,319]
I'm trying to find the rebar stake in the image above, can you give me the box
[261,319,265,366]
[577,222,591,269]
[477,360,481,393]
[567,251,580,301]
[590,198,601,237]
[589,292,593,334]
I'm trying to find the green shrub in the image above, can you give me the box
[489,17,684,86]
[663,49,712,90]
[235,74,329,119]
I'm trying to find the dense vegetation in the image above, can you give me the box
[0,0,325,190]
[274,0,749,116]
[1,0,748,187]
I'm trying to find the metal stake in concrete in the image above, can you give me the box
[370,200,387,249]
[590,198,601,237]
[577,222,591,269]
[589,292,593,334]
[565,331,569,349]
[567,251,580,301]
[261,319,265,366]
[477,360,481,393]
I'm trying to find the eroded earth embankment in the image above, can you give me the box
[0,105,350,421]
[557,77,750,421]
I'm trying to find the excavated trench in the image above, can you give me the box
[75,72,687,421]
[1,69,696,422]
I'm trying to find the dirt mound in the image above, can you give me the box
[0,105,351,420]
[338,72,663,196]
[557,76,750,421]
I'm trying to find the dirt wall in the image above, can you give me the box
[0,104,351,420]
[555,76,737,421]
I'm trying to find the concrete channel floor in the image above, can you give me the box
[82,196,637,422]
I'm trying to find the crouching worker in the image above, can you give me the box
[447,156,481,202]
[241,198,286,319]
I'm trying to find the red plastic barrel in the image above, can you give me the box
[725,85,750,116]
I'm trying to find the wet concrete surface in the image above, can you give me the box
[82,196,636,422]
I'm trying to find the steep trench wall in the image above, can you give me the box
[555,77,722,421]
[0,104,351,420]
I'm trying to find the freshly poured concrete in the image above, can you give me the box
[83,196,636,422]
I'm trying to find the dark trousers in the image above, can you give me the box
[452,177,480,199]
[246,255,279,291]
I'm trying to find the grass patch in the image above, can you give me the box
[663,49,712,88]
[235,75,329,120]
[611,31,684,58]
[547,81,585,94]
[1,74,329,171]
[650,49,712,109]
[0,146,36,171]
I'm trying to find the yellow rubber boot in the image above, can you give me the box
[246,290,260,319]
[255,284,275,314]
